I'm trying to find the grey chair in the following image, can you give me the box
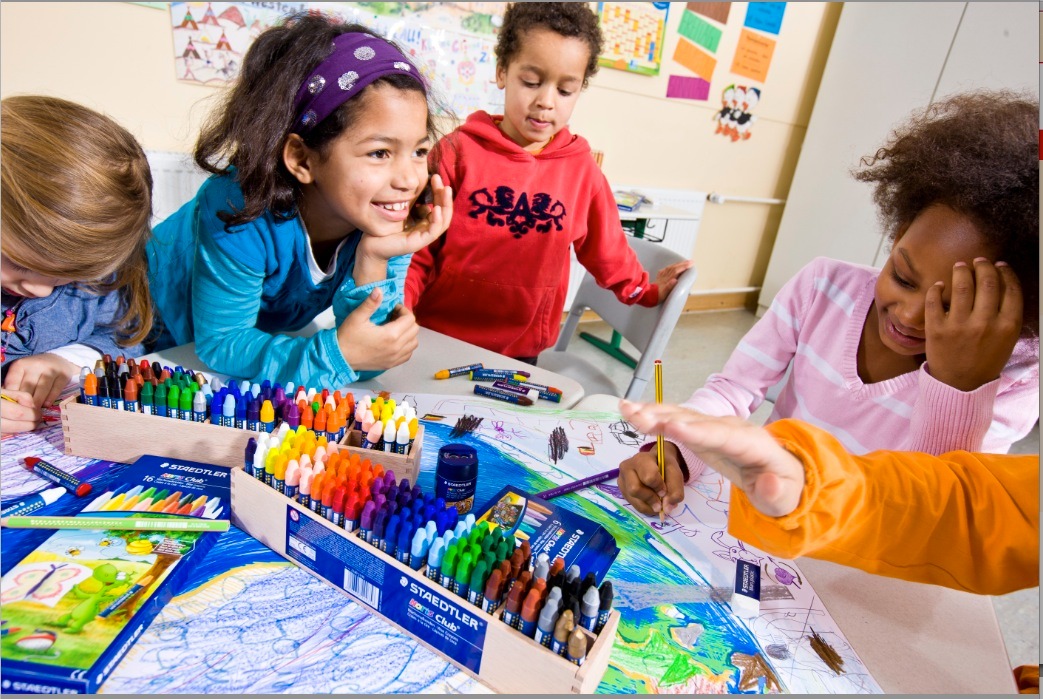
[538,237,698,401]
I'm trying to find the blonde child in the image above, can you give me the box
[405,2,690,362]
[619,90,1039,514]
[1,96,154,434]
[148,14,451,387]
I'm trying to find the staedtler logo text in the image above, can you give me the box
[158,461,229,478]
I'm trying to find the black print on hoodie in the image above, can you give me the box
[468,186,567,238]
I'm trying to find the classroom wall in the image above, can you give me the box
[0,2,840,301]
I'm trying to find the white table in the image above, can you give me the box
[571,392,1018,694]
[140,327,586,409]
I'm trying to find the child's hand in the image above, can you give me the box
[1,389,43,434]
[620,399,805,518]
[925,259,1023,392]
[336,288,420,372]
[357,174,453,263]
[654,260,694,302]
[3,353,78,408]
[618,440,686,517]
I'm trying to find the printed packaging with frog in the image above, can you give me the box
[0,455,229,694]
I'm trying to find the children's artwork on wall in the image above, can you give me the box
[744,2,787,35]
[169,2,506,117]
[597,2,670,76]
[715,84,761,141]
[672,35,716,81]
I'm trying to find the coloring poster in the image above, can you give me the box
[169,2,506,117]
[598,2,670,76]
[0,398,881,693]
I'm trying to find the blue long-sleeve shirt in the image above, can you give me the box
[1,286,142,381]
[147,173,408,387]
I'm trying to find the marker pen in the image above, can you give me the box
[0,487,67,517]
[23,457,91,497]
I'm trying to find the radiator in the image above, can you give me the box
[145,151,210,225]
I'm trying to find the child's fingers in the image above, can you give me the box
[1,398,42,433]
[924,281,947,330]
[2,361,25,392]
[662,461,686,512]
[970,258,1002,315]
[995,262,1024,325]
[44,374,68,407]
[947,261,974,321]
[619,467,662,516]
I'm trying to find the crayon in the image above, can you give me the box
[0,487,67,517]
[470,368,532,381]
[534,600,559,647]
[467,560,488,605]
[409,527,429,571]
[426,538,445,584]
[505,378,563,395]
[596,581,613,633]
[434,362,484,379]
[98,574,155,618]
[565,627,587,665]
[179,385,193,421]
[23,457,91,497]
[124,378,140,413]
[579,585,600,632]
[482,568,503,613]
[440,544,459,591]
[519,588,542,637]
[551,609,574,656]
[502,579,526,628]
[83,372,99,406]
[535,468,620,500]
[473,385,533,406]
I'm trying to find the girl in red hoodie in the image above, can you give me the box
[406,2,691,363]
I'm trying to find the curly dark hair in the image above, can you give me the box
[495,2,604,86]
[195,13,436,228]
[854,89,1039,334]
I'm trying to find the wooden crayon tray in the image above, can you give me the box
[231,468,620,694]
[59,395,423,485]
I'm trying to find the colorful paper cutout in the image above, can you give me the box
[744,2,786,35]
[677,9,723,53]
[730,28,776,83]
[667,75,711,101]
[672,36,717,81]
[686,1,730,24]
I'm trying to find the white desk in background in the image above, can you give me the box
[140,326,587,409]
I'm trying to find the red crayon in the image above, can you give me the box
[549,557,565,579]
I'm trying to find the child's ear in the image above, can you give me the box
[283,134,315,185]
[495,63,507,90]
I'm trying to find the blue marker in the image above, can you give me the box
[1,487,67,517]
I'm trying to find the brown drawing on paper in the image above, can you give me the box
[732,652,783,692]
[808,628,845,674]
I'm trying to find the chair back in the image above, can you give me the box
[553,237,697,400]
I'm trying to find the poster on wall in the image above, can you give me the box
[169,2,506,117]
[597,1,670,76]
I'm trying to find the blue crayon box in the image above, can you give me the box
[0,455,230,694]
[231,469,619,692]
[474,486,620,584]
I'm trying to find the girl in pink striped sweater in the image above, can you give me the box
[621,90,1039,516]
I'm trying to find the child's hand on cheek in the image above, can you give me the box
[357,174,453,264]
[0,388,43,434]
[3,353,78,408]
[925,259,1023,392]
[336,289,420,372]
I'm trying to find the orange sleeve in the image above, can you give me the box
[727,419,1039,595]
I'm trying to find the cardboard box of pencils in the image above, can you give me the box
[231,468,620,693]
[0,455,228,694]
[58,395,423,485]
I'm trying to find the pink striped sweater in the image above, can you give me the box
[676,257,1039,481]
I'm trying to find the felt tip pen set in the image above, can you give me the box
[231,467,621,692]
[0,455,230,694]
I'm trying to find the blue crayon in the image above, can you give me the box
[409,528,429,571]
[426,538,445,584]
[383,514,401,555]
[235,394,248,430]
[396,522,415,566]
[1,486,67,517]
[221,394,236,428]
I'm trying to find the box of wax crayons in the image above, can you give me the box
[0,455,229,694]
[474,487,620,584]
[230,464,621,693]
[57,386,421,484]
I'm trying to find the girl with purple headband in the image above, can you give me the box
[147,13,451,387]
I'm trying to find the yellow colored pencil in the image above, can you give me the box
[654,359,665,522]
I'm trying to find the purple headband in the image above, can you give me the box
[292,32,425,134]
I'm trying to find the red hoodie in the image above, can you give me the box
[406,111,658,359]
